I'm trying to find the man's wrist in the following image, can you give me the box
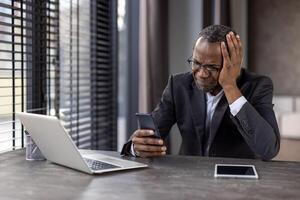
[223,84,242,104]
[222,82,237,91]
[130,142,137,157]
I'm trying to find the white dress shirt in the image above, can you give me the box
[130,92,247,156]
[205,90,224,133]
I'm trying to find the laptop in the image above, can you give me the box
[17,112,147,174]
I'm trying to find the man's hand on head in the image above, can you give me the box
[219,32,243,104]
[219,32,243,88]
[131,129,167,158]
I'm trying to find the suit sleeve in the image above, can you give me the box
[231,77,280,161]
[152,75,176,139]
[121,75,176,156]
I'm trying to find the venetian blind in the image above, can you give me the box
[0,0,59,152]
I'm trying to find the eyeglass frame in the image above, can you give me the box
[187,57,222,75]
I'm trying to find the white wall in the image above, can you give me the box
[168,0,203,154]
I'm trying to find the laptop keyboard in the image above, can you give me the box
[84,158,120,171]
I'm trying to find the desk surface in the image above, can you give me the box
[0,149,299,200]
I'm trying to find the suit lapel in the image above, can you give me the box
[189,82,206,153]
[208,69,245,148]
[208,95,229,148]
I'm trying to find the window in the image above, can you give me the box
[0,0,117,153]
[59,0,118,150]
[0,0,59,152]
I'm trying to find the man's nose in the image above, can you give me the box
[196,67,209,78]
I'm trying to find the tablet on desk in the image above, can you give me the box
[214,164,259,179]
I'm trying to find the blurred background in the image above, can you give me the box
[0,0,299,161]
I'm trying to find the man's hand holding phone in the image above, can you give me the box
[131,129,167,158]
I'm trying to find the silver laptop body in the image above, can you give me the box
[17,112,147,174]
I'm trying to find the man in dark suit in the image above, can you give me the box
[121,25,280,160]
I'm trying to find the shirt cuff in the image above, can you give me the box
[229,96,247,116]
[130,142,137,157]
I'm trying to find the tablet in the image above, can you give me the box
[214,164,259,179]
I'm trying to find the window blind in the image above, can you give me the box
[0,0,117,153]
[58,0,117,150]
[0,0,59,153]
[90,0,118,150]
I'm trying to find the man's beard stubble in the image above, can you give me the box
[193,74,222,95]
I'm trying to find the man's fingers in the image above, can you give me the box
[133,129,155,137]
[132,137,164,145]
[134,144,167,152]
[136,150,166,158]
[132,129,166,158]
[230,32,239,53]
[236,35,243,59]
[221,42,230,65]
[133,142,167,158]
[226,33,236,59]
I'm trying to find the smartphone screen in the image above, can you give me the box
[135,113,161,138]
[214,164,258,179]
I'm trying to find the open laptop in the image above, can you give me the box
[17,112,147,174]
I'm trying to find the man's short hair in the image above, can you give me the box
[198,25,237,47]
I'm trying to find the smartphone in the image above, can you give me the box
[214,164,259,179]
[135,113,161,138]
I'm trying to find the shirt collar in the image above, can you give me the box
[206,89,224,102]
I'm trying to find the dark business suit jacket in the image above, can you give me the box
[122,69,280,160]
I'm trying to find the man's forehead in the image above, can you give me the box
[193,37,222,58]
[195,37,221,48]
[195,37,207,46]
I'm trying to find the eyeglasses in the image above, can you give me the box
[187,57,221,75]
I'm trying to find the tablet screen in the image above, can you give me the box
[214,164,258,178]
[217,165,255,175]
